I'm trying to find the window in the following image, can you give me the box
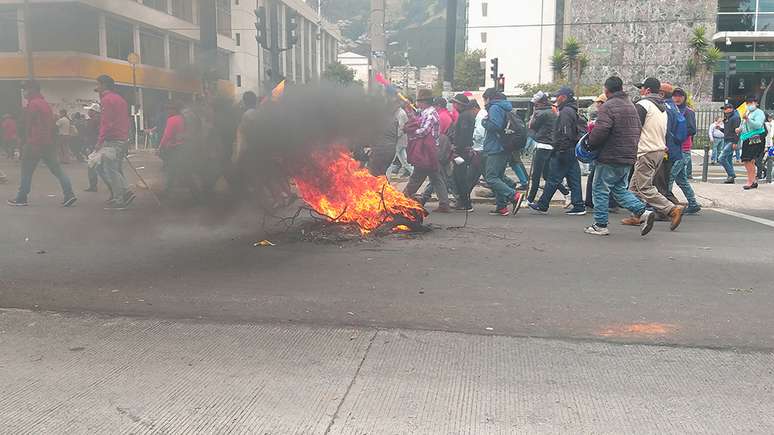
[0,6,19,52]
[216,50,230,80]
[28,4,98,54]
[481,2,488,17]
[718,0,756,13]
[236,33,241,46]
[480,32,487,43]
[106,19,134,61]
[169,37,190,69]
[216,0,232,37]
[143,0,168,13]
[140,28,165,67]
[717,13,756,31]
[171,0,193,22]
[761,0,774,12]
[236,74,242,87]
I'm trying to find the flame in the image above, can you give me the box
[293,146,427,233]
[393,225,411,232]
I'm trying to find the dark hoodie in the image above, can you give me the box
[530,105,556,145]
[553,98,579,152]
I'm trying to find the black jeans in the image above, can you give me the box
[536,150,584,210]
[528,148,569,203]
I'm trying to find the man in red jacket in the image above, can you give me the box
[95,75,134,209]
[8,81,76,207]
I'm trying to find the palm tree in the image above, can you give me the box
[686,26,720,100]
[562,37,581,89]
[550,50,567,80]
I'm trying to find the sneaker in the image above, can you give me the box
[640,210,655,236]
[62,196,77,207]
[585,224,610,236]
[669,206,684,231]
[122,191,136,206]
[488,207,510,216]
[516,184,528,191]
[7,198,28,206]
[511,191,524,215]
[528,202,548,214]
[565,207,586,216]
[723,177,735,184]
[684,205,701,215]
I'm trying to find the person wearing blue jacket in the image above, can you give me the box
[481,88,523,216]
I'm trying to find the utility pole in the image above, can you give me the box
[369,0,386,90]
[23,0,34,80]
[267,0,281,86]
[444,0,458,92]
[318,0,323,80]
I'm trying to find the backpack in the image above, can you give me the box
[502,109,527,153]
[666,103,688,146]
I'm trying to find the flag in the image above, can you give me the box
[271,80,286,102]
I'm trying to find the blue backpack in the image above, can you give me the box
[664,101,687,161]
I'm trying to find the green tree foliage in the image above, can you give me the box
[322,62,363,87]
[454,49,485,91]
[686,26,719,101]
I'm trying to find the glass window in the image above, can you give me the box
[761,0,774,12]
[716,41,755,53]
[140,28,165,68]
[481,2,488,17]
[144,0,168,13]
[717,0,756,13]
[757,14,774,30]
[717,14,756,31]
[171,0,193,22]
[28,4,98,54]
[216,0,232,37]
[480,32,487,43]
[0,6,19,52]
[169,37,190,69]
[106,19,134,61]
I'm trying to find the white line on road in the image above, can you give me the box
[713,208,774,229]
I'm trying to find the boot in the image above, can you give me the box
[621,215,640,226]
[669,206,684,231]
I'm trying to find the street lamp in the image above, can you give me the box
[127,52,140,148]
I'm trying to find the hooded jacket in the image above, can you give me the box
[453,106,477,155]
[587,91,641,166]
[677,103,697,152]
[553,99,579,152]
[482,98,513,155]
[635,94,668,156]
[529,105,556,145]
[723,110,741,143]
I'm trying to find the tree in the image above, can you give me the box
[454,49,485,91]
[322,62,362,87]
[563,36,582,90]
[686,26,719,101]
[550,50,567,80]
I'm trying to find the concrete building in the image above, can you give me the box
[388,65,418,91]
[337,51,369,88]
[466,0,558,93]
[418,65,440,89]
[0,0,339,130]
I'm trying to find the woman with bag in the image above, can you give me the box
[736,96,766,189]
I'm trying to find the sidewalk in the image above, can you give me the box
[1,309,772,434]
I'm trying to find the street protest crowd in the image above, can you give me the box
[1,74,772,237]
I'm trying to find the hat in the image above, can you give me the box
[450,93,470,105]
[433,96,448,107]
[531,91,549,104]
[594,93,608,104]
[554,86,574,98]
[745,95,758,103]
[672,87,687,97]
[635,77,661,93]
[416,89,434,102]
[84,102,101,113]
[722,102,736,110]
[482,87,503,100]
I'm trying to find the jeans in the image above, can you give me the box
[421,162,454,202]
[386,146,413,176]
[669,151,698,207]
[17,145,74,201]
[88,164,114,196]
[484,152,516,209]
[509,150,529,185]
[685,150,693,178]
[711,138,724,163]
[592,163,646,226]
[101,143,129,200]
[719,141,736,178]
[536,150,583,210]
[403,167,449,207]
[528,147,569,203]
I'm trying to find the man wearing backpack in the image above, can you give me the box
[481,87,523,216]
[669,88,701,214]
[623,77,683,231]
[528,86,586,215]
[654,83,684,206]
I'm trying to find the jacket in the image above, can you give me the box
[529,105,556,145]
[635,95,668,156]
[1,117,17,141]
[24,93,54,152]
[662,100,684,162]
[405,106,440,170]
[437,107,453,136]
[98,90,130,147]
[678,104,697,152]
[587,91,641,166]
[553,99,579,152]
[708,122,724,141]
[724,110,741,143]
[453,107,477,155]
[482,99,513,155]
[159,114,185,149]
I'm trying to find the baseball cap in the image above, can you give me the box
[531,91,549,104]
[672,87,687,97]
[722,102,736,110]
[450,93,470,105]
[745,95,758,103]
[554,86,574,98]
[635,77,661,93]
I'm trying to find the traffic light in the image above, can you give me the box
[255,7,267,49]
[490,57,499,83]
[728,55,737,76]
[286,9,299,47]
[497,74,505,92]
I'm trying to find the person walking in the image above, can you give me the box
[481,87,523,216]
[737,96,766,190]
[668,87,701,214]
[529,86,586,215]
[450,93,478,211]
[653,83,681,206]
[94,75,134,210]
[386,99,412,177]
[55,109,73,164]
[8,81,76,207]
[584,76,655,236]
[719,102,741,184]
[708,116,725,164]
[403,89,450,213]
[527,92,570,206]
[159,101,187,195]
[82,103,112,197]
[623,77,683,230]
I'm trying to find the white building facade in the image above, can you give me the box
[337,51,369,88]
[465,0,557,93]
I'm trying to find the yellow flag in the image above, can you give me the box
[271,80,286,102]
[736,101,747,119]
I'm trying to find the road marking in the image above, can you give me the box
[714,208,774,229]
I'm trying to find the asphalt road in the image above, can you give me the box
[1,158,773,351]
